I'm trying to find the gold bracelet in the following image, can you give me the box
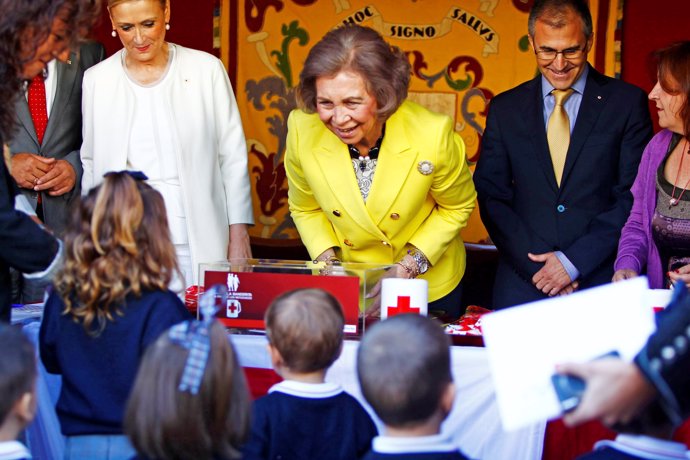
[325,256,341,265]
[396,259,419,279]
[314,255,341,265]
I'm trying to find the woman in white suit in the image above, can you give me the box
[286,25,476,319]
[81,0,253,289]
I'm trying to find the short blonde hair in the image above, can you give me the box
[265,289,344,373]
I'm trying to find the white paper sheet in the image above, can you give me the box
[481,276,656,431]
[643,288,672,310]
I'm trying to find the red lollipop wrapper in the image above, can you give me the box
[444,305,491,336]
[184,285,204,316]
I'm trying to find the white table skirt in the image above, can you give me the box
[231,335,546,460]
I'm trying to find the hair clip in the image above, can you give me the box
[103,170,149,181]
[168,284,226,394]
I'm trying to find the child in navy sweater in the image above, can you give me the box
[0,325,37,460]
[39,172,192,460]
[357,314,471,460]
[242,288,377,460]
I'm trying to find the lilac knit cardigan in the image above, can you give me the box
[614,129,674,289]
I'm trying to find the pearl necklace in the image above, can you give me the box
[348,124,385,171]
[669,138,690,207]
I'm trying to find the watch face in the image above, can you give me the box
[413,251,428,274]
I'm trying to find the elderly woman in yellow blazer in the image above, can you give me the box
[285,25,476,319]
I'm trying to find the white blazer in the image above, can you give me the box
[81,44,253,282]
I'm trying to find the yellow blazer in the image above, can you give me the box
[285,100,476,301]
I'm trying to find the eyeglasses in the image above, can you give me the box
[535,46,587,61]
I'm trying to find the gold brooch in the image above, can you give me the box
[417,160,434,175]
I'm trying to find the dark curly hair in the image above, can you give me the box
[0,0,100,140]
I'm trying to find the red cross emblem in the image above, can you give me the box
[227,299,241,318]
[386,295,420,317]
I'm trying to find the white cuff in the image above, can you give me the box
[24,239,63,281]
[14,194,36,217]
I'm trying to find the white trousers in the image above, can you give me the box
[170,243,193,294]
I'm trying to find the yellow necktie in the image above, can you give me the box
[547,88,574,186]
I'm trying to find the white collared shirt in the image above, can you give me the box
[269,380,344,399]
[0,440,31,459]
[541,64,589,134]
[14,194,36,217]
[594,434,690,459]
[372,433,458,454]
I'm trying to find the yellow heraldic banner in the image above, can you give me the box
[225,0,622,244]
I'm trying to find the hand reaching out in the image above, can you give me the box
[668,264,690,289]
[365,256,416,317]
[557,358,657,427]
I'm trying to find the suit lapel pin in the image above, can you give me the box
[418,160,434,175]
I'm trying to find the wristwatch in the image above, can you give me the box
[408,248,429,275]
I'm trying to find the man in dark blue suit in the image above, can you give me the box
[474,0,653,308]
[1,148,59,322]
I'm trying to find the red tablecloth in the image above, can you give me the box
[542,420,616,459]
[243,367,282,400]
[542,418,690,460]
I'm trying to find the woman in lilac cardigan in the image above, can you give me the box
[614,42,690,289]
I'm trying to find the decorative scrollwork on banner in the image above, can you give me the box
[512,0,533,13]
[272,21,309,88]
[245,0,319,33]
[245,21,303,238]
[245,0,283,33]
[407,51,484,92]
[250,143,289,238]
